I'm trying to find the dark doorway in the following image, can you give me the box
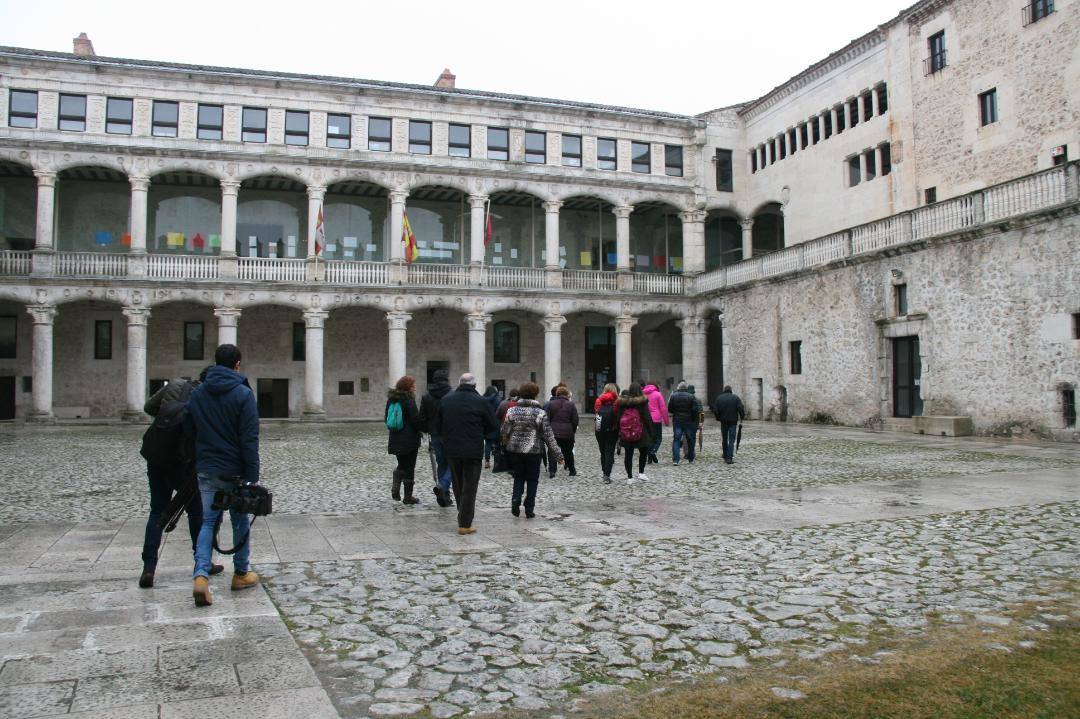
[0,376,14,420]
[257,378,289,418]
[426,360,450,386]
[584,326,616,410]
[893,336,923,417]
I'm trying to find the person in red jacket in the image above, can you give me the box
[593,383,619,483]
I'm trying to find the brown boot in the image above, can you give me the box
[231,570,260,591]
[192,576,212,606]
[402,481,419,505]
[391,469,402,501]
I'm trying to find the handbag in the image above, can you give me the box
[491,443,510,473]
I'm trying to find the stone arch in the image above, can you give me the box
[405,174,473,196]
[704,207,743,271]
[49,153,131,176]
[145,160,227,182]
[486,189,548,269]
[404,184,470,265]
[751,201,785,255]
[54,165,131,253]
[237,175,309,260]
[554,188,622,207]
[631,200,684,275]
[558,195,618,272]
[233,165,313,187]
[146,170,223,255]
[324,179,391,262]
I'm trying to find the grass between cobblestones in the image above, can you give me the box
[570,603,1079,719]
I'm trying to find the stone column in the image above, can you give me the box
[544,200,563,287]
[541,314,566,394]
[214,307,241,347]
[466,312,492,390]
[856,94,866,124]
[677,317,708,394]
[469,194,487,266]
[740,218,754,260]
[614,205,633,272]
[679,209,706,275]
[859,151,869,182]
[830,106,839,135]
[302,309,328,419]
[33,171,56,251]
[386,311,411,389]
[220,180,240,279]
[129,175,150,255]
[26,304,56,423]
[614,315,637,390]
[122,307,151,421]
[306,185,326,258]
[389,190,408,263]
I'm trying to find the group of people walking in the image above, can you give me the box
[384,372,747,533]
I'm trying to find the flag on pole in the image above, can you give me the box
[314,203,325,255]
[484,199,493,246]
[402,210,419,263]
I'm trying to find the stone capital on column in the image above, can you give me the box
[679,209,707,224]
[614,315,638,334]
[306,185,326,201]
[129,175,150,192]
[676,317,708,335]
[468,193,488,210]
[34,170,57,188]
[541,314,566,333]
[26,304,57,324]
[465,312,492,332]
[303,309,329,328]
[213,307,242,325]
[543,200,563,214]
[386,310,412,330]
[612,205,634,220]
[220,179,241,196]
[121,307,151,325]
[389,189,409,205]
[740,218,755,231]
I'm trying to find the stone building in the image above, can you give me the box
[0,0,1077,440]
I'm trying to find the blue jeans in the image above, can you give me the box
[721,422,738,460]
[193,474,251,578]
[508,452,542,512]
[430,435,452,490]
[672,422,697,463]
[649,422,663,456]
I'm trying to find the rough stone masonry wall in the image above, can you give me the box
[717,209,1080,441]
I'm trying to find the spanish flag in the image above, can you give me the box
[402,210,419,263]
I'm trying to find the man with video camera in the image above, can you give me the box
[184,343,261,607]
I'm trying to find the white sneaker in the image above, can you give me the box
[626,477,635,485]
[637,473,649,482]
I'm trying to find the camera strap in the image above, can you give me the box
[213,516,257,555]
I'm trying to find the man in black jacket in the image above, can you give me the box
[712,385,746,464]
[419,369,454,506]
[434,373,498,534]
[667,381,703,465]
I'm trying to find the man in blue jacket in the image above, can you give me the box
[184,343,260,607]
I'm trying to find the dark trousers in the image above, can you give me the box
[142,463,201,571]
[448,457,482,528]
[508,452,542,511]
[394,450,418,481]
[649,422,663,456]
[721,422,738,460]
[555,437,576,475]
[623,446,648,477]
[596,433,618,477]
[672,422,698,462]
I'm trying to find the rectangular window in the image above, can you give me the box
[106,97,133,134]
[880,143,892,176]
[778,135,787,160]
[811,117,821,144]
[285,110,309,146]
[326,113,351,149]
[927,31,947,74]
[799,123,809,150]
[292,323,306,362]
[8,89,38,128]
[597,137,617,170]
[848,98,859,128]
[749,150,757,174]
[525,130,546,163]
[58,93,87,132]
[789,341,802,375]
[979,88,998,126]
[22,377,31,393]
[631,141,651,173]
[835,105,846,133]
[408,120,432,154]
[877,84,889,114]
[716,149,734,191]
[864,149,877,181]
[448,123,471,157]
[788,128,797,154]
[665,145,683,176]
[242,107,267,143]
[0,316,15,359]
[1063,387,1076,428]
[925,187,937,204]
[896,284,908,316]
[1072,312,1080,340]
[94,320,112,360]
[823,112,833,139]
[848,156,861,187]
[768,139,776,164]
[339,381,354,396]
[1023,0,1055,26]
[152,100,179,137]
[487,127,509,161]
[862,91,874,121]
[1052,146,1068,166]
[367,117,392,151]
[561,134,582,167]
[197,104,223,140]
[759,146,766,169]
[183,321,204,361]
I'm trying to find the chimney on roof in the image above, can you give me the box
[434,68,456,89]
[73,32,96,57]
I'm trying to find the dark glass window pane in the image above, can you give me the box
[864,150,877,181]
[880,143,892,175]
[10,90,37,115]
[896,284,908,315]
[597,138,617,170]
[493,322,520,364]
[94,320,112,360]
[197,104,223,140]
[488,127,509,161]
[285,111,309,146]
[293,323,305,362]
[448,123,471,157]
[715,149,733,191]
[631,141,650,173]
[665,145,683,176]
[339,381,354,396]
[327,113,350,148]
[0,316,15,359]
[369,117,392,151]
[242,107,267,143]
[835,105,846,133]
[183,322,204,361]
[106,97,133,134]
[59,94,86,131]
[561,134,581,167]
[525,131,545,163]
[848,156,861,186]
[409,120,431,154]
[153,101,179,137]
[877,84,889,114]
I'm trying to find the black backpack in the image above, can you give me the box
[140,381,195,466]
[595,402,617,434]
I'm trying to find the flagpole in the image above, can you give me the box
[483,198,491,268]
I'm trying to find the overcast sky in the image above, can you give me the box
[1,0,912,115]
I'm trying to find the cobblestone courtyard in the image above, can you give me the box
[0,421,1076,717]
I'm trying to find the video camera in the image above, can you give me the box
[212,482,273,517]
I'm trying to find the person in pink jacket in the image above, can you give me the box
[642,383,670,464]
